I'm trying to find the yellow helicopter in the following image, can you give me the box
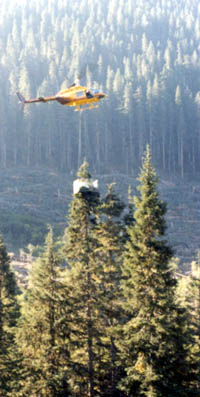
[16,83,106,111]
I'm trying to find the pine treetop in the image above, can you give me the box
[134,144,167,237]
[77,161,91,180]
[101,183,125,218]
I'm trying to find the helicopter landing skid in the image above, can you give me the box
[75,104,99,112]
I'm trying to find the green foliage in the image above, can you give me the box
[120,146,198,396]
[77,161,92,179]
[62,165,126,396]
[1,155,199,395]
[16,227,70,396]
[176,257,200,391]
[0,236,22,396]
[0,210,47,250]
[62,164,101,396]
[93,183,126,396]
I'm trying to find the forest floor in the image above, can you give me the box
[0,167,199,282]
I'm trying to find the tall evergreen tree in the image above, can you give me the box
[63,162,101,397]
[17,227,70,397]
[94,183,126,396]
[63,166,126,396]
[176,257,200,393]
[119,146,198,397]
[0,236,21,396]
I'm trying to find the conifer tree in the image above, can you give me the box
[17,227,70,397]
[63,166,128,396]
[94,183,126,396]
[0,236,21,396]
[120,146,198,397]
[62,161,100,397]
[176,257,200,393]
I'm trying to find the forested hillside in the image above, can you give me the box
[1,4,200,395]
[2,158,200,397]
[1,0,200,176]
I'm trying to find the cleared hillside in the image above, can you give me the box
[0,167,200,270]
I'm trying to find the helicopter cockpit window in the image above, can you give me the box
[76,91,85,97]
[86,90,94,98]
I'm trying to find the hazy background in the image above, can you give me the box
[1,0,200,177]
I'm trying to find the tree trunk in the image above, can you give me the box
[87,295,94,397]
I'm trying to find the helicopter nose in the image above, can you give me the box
[98,93,106,100]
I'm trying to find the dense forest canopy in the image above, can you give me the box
[1,156,199,396]
[1,0,200,175]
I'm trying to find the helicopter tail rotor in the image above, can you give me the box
[16,92,25,110]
